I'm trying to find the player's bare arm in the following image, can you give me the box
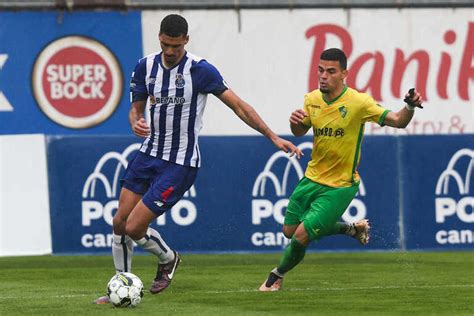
[384,89,423,128]
[218,89,303,159]
[289,109,310,137]
[129,100,150,137]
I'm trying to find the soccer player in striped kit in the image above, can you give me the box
[95,14,302,303]
[259,48,423,292]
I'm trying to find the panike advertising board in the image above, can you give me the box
[47,135,403,254]
[143,9,474,136]
[0,11,142,134]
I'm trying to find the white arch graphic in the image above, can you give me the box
[252,142,367,198]
[83,143,141,199]
[83,143,197,199]
[82,173,113,198]
[111,143,142,196]
[253,171,285,197]
[435,148,474,195]
[252,142,310,197]
[357,178,366,197]
[183,185,197,198]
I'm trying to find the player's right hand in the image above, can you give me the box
[133,118,150,137]
[272,137,303,159]
[289,109,308,125]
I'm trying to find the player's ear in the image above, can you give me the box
[341,69,348,80]
[184,35,189,45]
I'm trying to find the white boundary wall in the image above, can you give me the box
[142,9,474,135]
[0,134,52,256]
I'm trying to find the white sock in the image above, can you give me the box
[112,234,134,273]
[134,227,174,264]
[346,223,357,236]
[272,267,285,278]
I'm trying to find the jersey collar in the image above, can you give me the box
[322,85,348,105]
[160,51,188,71]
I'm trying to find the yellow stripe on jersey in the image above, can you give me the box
[303,86,390,188]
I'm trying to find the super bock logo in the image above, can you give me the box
[250,142,367,248]
[434,148,474,245]
[32,36,123,129]
[80,144,198,249]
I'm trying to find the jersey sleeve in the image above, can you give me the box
[129,58,148,102]
[192,60,228,96]
[361,96,390,126]
[301,94,312,127]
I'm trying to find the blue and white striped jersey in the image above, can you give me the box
[130,51,228,168]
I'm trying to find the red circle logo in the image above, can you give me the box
[33,36,122,129]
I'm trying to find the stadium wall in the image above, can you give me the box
[0,135,51,256]
[2,134,473,256]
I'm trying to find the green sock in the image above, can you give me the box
[277,236,307,274]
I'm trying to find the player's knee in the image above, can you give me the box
[112,214,127,234]
[124,222,139,240]
[282,226,295,239]
[294,226,310,246]
[124,221,147,240]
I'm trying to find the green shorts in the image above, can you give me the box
[286,177,359,241]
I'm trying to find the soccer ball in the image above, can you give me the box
[107,272,144,307]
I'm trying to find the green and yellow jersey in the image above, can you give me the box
[301,86,390,188]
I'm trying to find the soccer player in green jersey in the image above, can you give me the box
[259,48,423,292]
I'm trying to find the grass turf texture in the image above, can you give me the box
[0,252,472,315]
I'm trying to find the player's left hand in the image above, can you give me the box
[404,88,424,109]
[272,137,303,159]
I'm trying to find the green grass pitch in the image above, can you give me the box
[0,252,472,315]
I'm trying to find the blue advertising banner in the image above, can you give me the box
[400,135,474,250]
[0,12,142,134]
[47,135,401,254]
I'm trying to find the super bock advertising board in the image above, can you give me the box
[47,135,401,254]
[0,11,142,134]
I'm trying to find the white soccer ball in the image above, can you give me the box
[107,272,144,307]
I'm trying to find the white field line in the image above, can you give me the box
[0,284,473,299]
[203,284,474,294]
[0,293,90,299]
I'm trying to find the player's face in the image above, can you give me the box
[159,34,189,67]
[318,60,347,93]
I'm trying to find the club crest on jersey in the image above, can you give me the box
[149,95,157,105]
[175,73,185,89]
[338,106,347,118]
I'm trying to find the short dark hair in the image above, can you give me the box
[160,14,188,37]
[320,48,347,70]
